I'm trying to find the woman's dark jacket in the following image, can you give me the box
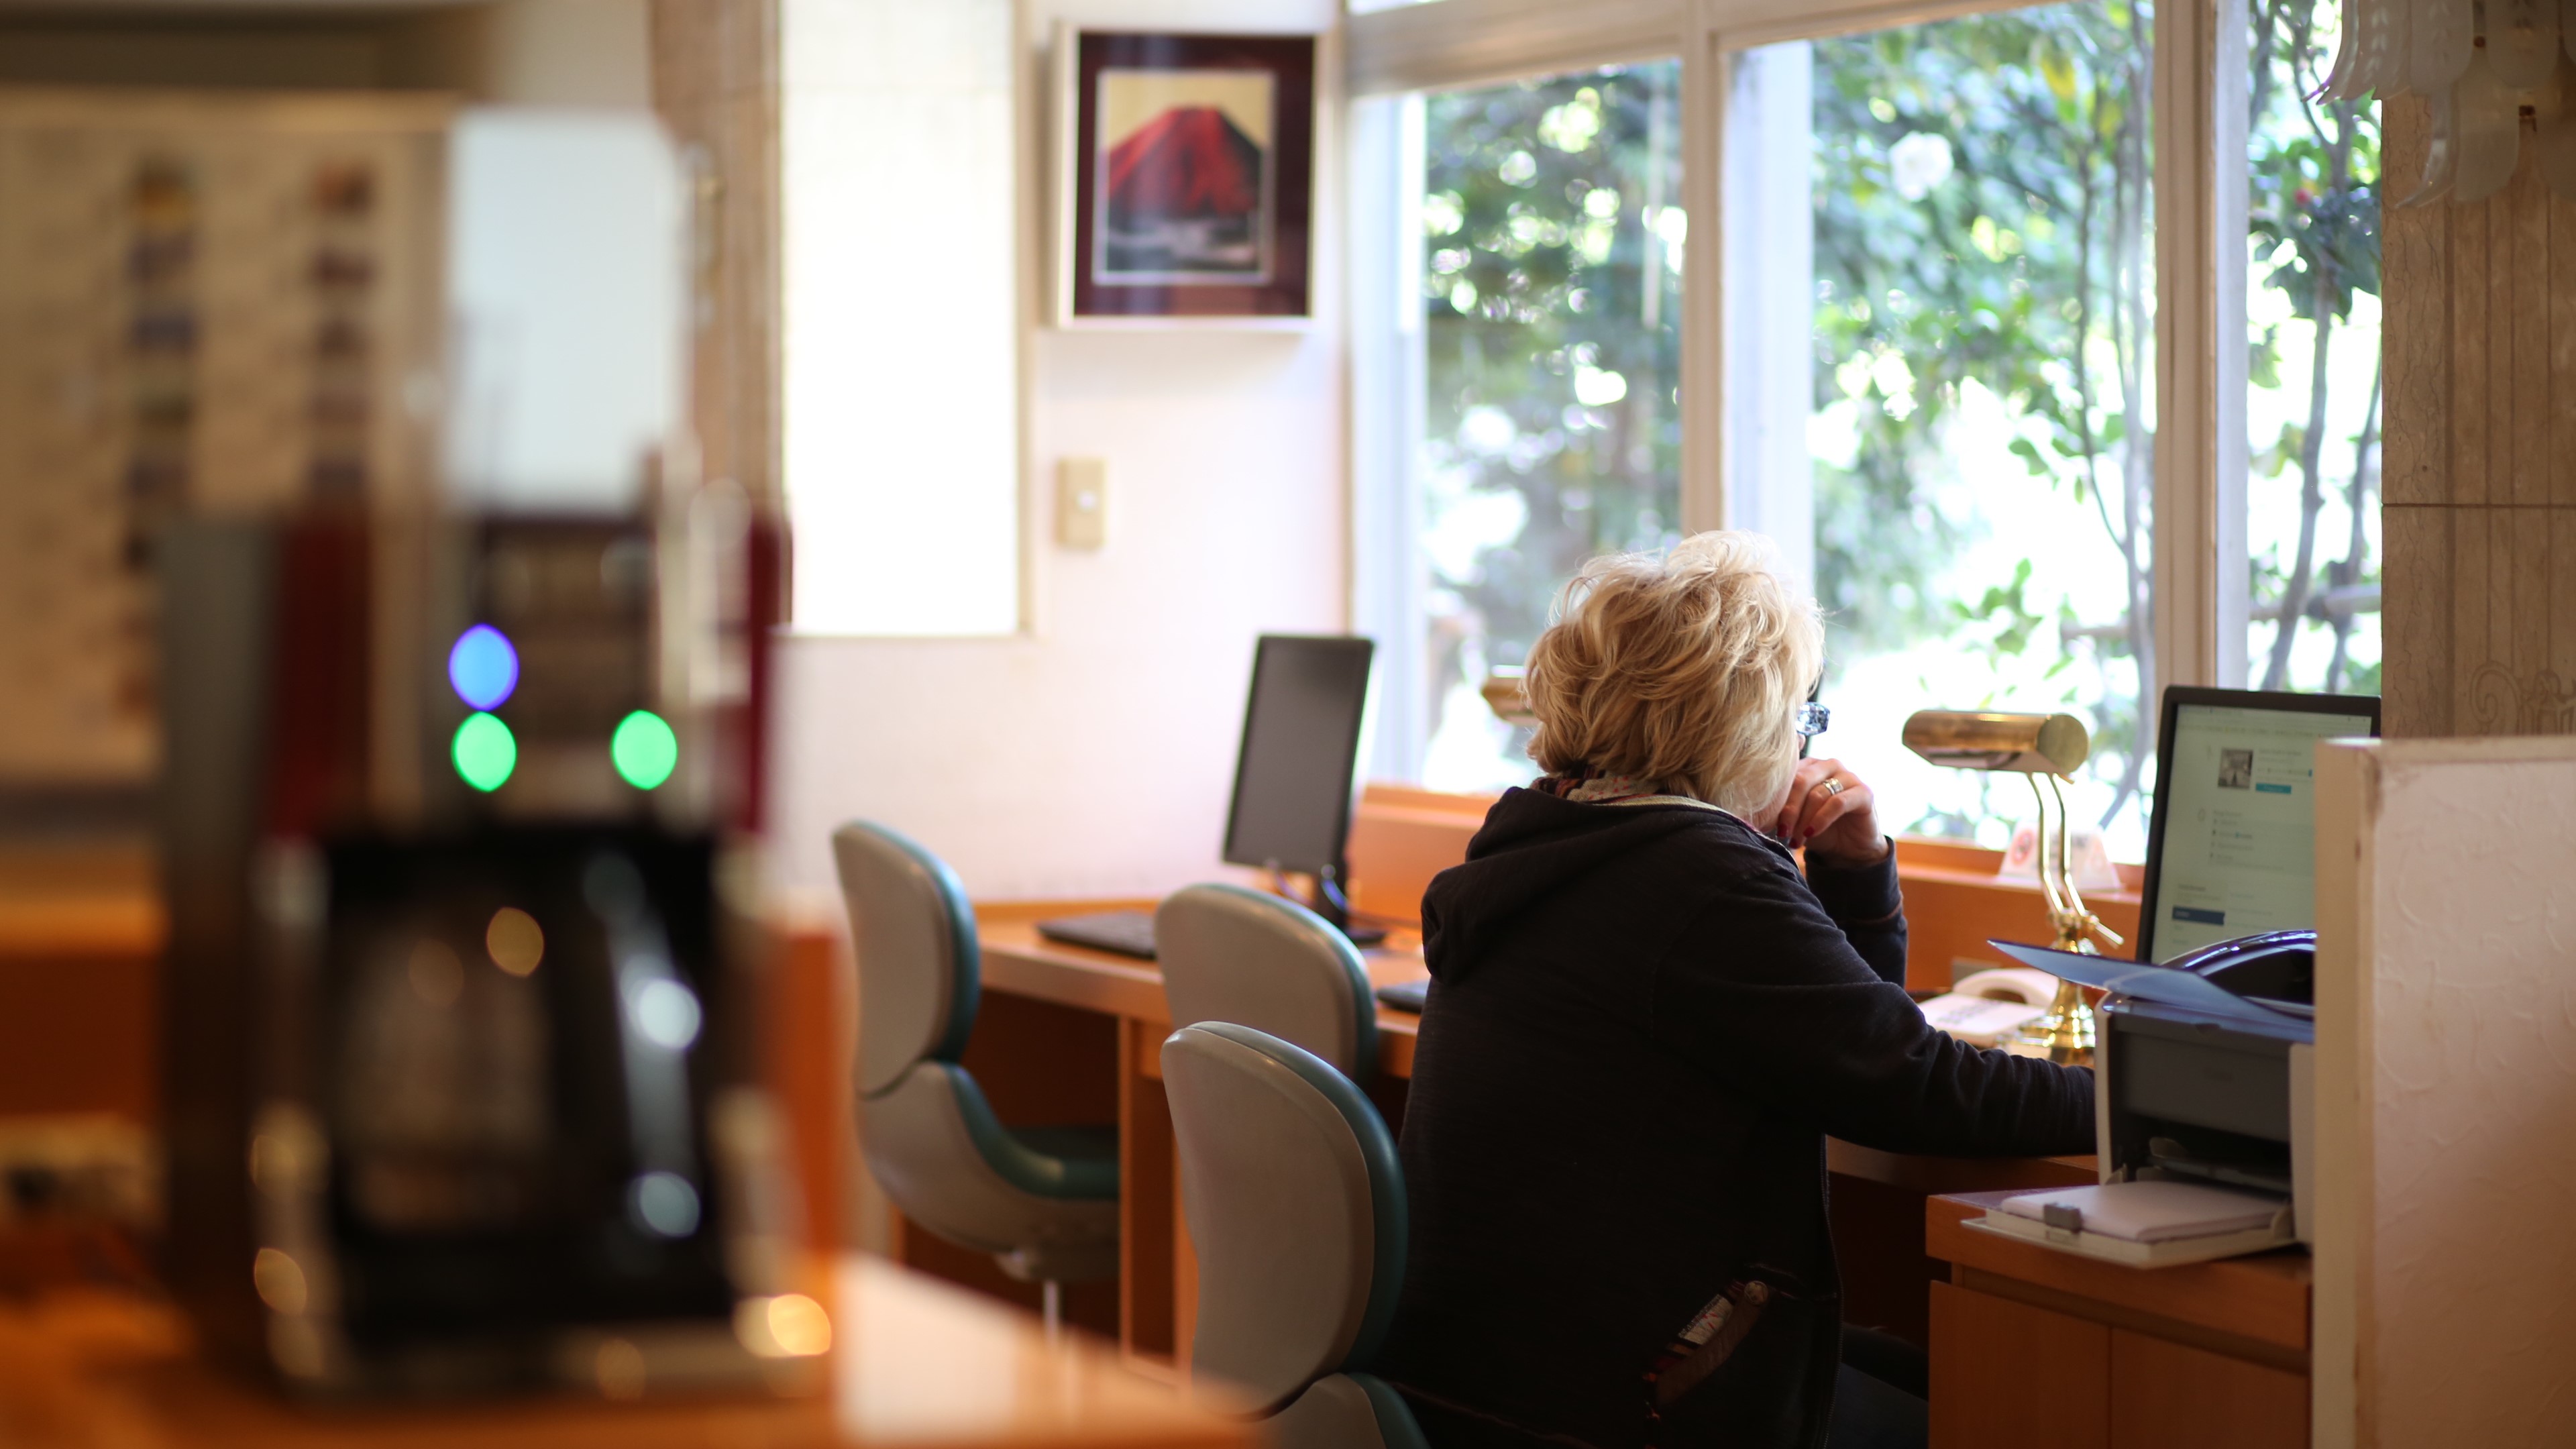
[1377,788,2094,1448]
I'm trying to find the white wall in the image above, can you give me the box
[782,0,1023,635]
[2312,736,2576,1448]
[769,0,1347,901]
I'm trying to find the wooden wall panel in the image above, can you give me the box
[2381,96,2576,737]
[649,0,780,503]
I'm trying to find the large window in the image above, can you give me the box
[2244,0,2381,694]
[1415,62,1684,791]
[1740,4,2160,850]
[1351,0,2383,854]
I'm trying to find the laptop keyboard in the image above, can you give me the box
[1034,910,1159,959]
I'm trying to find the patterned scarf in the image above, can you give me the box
[1532,770,1727,814]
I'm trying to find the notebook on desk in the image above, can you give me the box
[1375,978,1428,1013]
[1036,906,1391,961]
[1035,910,1160,959]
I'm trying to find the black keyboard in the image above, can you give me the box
[1036,907,1393,961]
[1375,978,1429,1013]
[1035,910,1159,959]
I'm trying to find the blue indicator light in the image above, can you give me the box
[447,624,519,710]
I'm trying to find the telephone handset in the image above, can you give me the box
[1916,966,2058,1046]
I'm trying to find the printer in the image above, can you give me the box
[1999,931,2319,1244]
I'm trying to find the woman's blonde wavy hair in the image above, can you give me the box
[1521,531,1824,818]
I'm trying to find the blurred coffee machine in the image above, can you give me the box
[146,108,808,1399]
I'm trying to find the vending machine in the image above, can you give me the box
[116,105,807,1401]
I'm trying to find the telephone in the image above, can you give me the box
[1915,967,2057,1047]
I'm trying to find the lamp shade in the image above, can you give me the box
[1480,667,1536,727]
[1901,710,2090,777]
[2326,0,2576,205]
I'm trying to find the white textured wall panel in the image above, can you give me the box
[2316,737,2576,1447]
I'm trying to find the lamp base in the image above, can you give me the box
[2012,977,2094,1067]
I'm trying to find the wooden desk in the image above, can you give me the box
[0,1255,1249,1449]
[953,905,2100,1368]
[1925,1191,2310,1448]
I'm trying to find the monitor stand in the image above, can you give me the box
[1310,863,1388,949]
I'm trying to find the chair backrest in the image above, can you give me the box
[833,821,980,1097]
[1271,1374,1429,1449]
[1155,883,1377,1081]
[1161,1022,1405,1413]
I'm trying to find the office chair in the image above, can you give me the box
[1161,1022,1428,1449]
[1155,883,1379,1083]
[831,821,1118,1328]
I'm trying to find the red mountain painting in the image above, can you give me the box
[1098,106,1267,279]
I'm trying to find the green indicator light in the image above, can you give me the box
[610,710,679,790]
[452,712,517,792]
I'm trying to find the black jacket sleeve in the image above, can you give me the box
[1650,847,2094,1159]
[1803,842,1907,989]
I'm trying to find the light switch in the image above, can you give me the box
[1057,458,1108,550]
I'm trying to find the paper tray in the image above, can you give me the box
[1965,1207,2300,1269]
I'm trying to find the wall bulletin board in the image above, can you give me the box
[0,91,447,802]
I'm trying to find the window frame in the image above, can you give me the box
[1346,0,2259,783]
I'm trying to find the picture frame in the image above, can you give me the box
[1052,27,1316,327]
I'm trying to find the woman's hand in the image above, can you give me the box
[1772,757,1889,866]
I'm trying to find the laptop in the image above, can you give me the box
[2133,686,2378,963]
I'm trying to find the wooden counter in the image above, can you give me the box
[0,1255,1249,1449]
[0,806,2147,1387]
[0,842,162,1123]
[1346,786,2142,992]
[1925,1191,2310,1448]
[957,904,2110,1368]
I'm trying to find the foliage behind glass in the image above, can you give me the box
[1805,1,2157,844]
[1418,63,1683,790]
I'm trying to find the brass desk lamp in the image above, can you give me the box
[1902,710,2123,1065]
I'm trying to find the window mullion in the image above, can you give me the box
[2152,0,2251,693]
[2209,0,2251,689]
[1349,95,1430,784]
[1681,30,1728,535]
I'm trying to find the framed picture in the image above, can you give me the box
[1054,28,1316,325]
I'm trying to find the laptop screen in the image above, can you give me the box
[2140,692,2377,962]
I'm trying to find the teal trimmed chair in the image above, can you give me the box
[1154,883,1379,1083]
[832,822,1118,1324]
[1161,1022,1429,1449]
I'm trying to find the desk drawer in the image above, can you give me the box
[1930,1283,2306,1449]
[1930,1281,2110,1449]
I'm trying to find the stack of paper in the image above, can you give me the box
[1973,1180,2296,1267]
[1917,993,2049,1048]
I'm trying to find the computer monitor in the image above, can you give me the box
[1222,635,1375,927]
[2135,686,2380,963]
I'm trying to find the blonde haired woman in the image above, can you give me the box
[1378,533,2092,1449]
